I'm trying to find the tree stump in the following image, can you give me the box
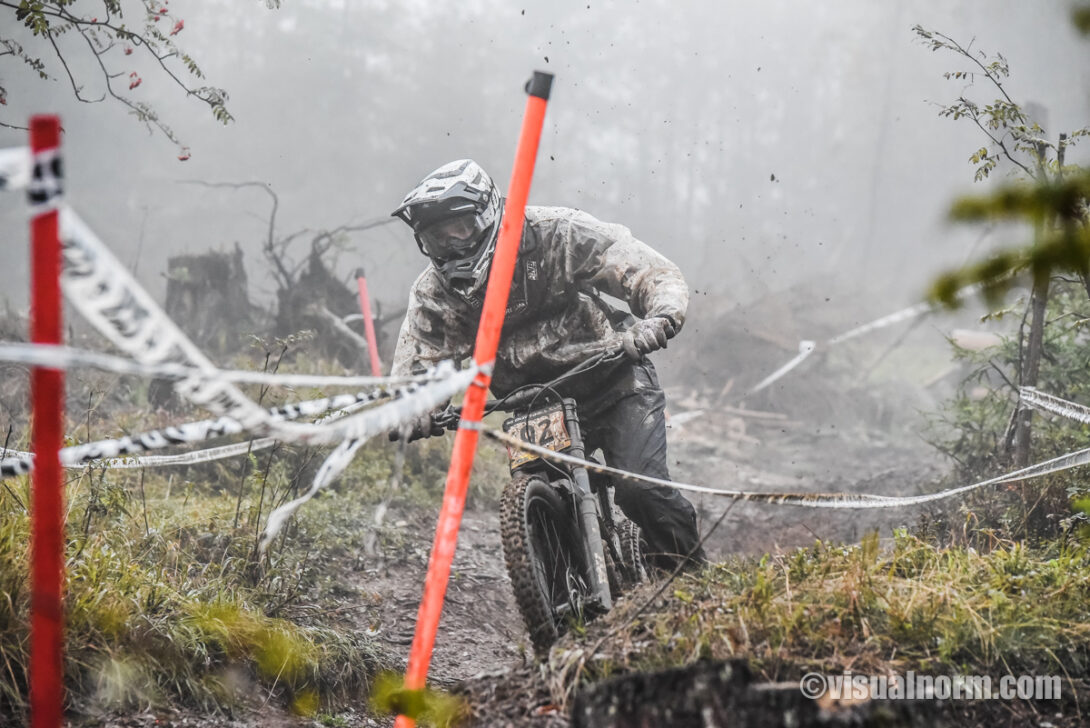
[151,245,260,409]
[274,246,368,369]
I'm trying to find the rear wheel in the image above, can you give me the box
[500,472,590,656]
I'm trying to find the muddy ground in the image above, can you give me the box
[336,379,951,727]
[76,286,994,727]
[102,371,950,728]
[344,292,972,726]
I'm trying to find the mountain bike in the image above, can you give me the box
[436,350,649,655]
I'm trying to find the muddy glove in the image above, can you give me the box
[621,316,677,361]
[388,410,444,442]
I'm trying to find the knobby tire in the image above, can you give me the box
[500,472,589,656]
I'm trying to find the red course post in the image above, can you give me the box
[28,115,65,728]
[395,71,554,727]
[355,268,383,376]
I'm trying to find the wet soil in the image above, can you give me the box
[83,395,946,728]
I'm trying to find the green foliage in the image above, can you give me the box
[370,672,464,727]
[0,455,387,720]
[925,280,1090,540]
[572,532,1090,698]
[913,24,1090,307]
[1075,5,1090,34]
[930,176,1090,307]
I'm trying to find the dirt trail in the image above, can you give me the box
[667,409,946,558]
[352,509,527,686]
[339,404,948,727]
[358,426,940,679]
[109,394,946,728]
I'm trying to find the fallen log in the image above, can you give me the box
[571,659,948,728]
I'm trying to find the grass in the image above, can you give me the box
[0,459,387,721]
[0,383,508,724]
[0,329,516,725]
[550,529,1090,717]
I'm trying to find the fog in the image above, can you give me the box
[2,0,1088,323]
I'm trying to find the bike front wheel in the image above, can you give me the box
[500,472,590,656]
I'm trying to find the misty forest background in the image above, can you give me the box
[2,1,1090,725]
[2,0,1088,334]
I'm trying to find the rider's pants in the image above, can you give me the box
[580,360,705,568]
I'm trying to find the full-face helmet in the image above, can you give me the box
[392,159,502,303]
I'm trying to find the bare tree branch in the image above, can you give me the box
[178,180,291,288]
[0,0,235,147]
[46,27,104,104]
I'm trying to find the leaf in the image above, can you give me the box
[1073,6,1090,34]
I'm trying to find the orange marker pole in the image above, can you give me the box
[355,268,383,376]
[396,71,553,727]
[28,115,65,728]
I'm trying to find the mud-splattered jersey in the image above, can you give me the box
[389,206,689,397]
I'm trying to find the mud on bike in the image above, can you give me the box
[435,350,650,655]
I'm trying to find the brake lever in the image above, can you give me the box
[433,406,461,431]
[433,347,627,426]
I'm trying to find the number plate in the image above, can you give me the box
[502,403,571,469]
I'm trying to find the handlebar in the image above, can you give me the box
[433,347,627,429]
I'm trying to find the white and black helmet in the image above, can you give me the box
[392,159,502,303]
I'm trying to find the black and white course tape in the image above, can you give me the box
[0,343,448,388]
[475,423,1090,510]
[0,373,459,478]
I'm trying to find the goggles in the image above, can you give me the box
[416,213,487,262]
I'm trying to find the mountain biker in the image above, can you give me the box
[388,159,705,569]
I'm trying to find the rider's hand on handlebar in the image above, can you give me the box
[388,410,445,443]
[621,316,676,360]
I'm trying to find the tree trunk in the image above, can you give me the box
[1012,267,1049,467]
[1011,134,1060,467]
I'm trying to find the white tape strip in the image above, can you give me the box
[1,438,276,473]
[233,364,480,447]
[748,340,816,395]
[479,425,1090,509]
[59,205,475,443]
[1019,387,1090,425]
[1,367,473,476]
[746,284,983,397]
[96,439,277,469]
[0,342,438,387]
[97,395,373,474]
[0,146,31,192]
[259,438,365,552]
[254,366,483,547]
[827,302,932,346]
[0,381,414,478]
[0,413,244,477]
[61,206,276,429]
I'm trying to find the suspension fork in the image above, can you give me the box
[562,399,612,613]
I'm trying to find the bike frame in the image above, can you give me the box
[437,349,630,617]
[509,397,613,614]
